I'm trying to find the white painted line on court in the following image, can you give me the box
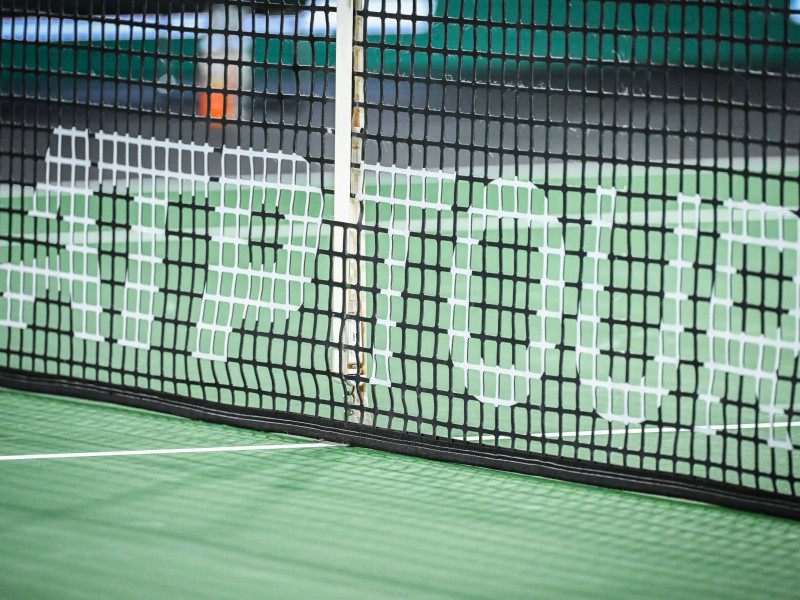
[462,434,513,442]
[560,421,792,439]
[462,421,794,442]
[0,441,342,462]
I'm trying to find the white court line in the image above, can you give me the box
[0,441,341,462]
[462,421,794,442]
[0,424,794,461]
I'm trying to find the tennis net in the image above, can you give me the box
[0,0,799,518]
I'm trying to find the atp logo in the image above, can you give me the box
[0,127,797,450]
[0,127,320,361]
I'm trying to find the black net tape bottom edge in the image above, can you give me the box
[1,367,797,520]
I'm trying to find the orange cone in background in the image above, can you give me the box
[195,4,251,121]
[196,88,239,120]
[196,49,241,120]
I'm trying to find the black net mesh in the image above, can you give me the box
[1,0,799,518]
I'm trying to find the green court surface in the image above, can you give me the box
[1,387,799,600]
